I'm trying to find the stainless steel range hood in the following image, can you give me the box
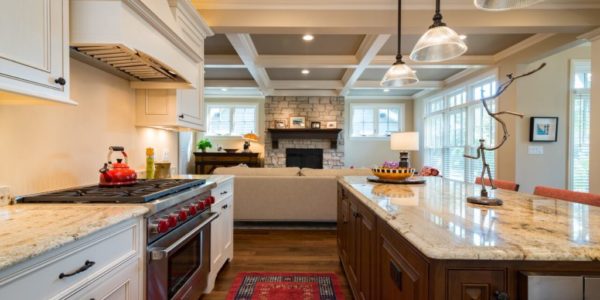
[70,0,203,88]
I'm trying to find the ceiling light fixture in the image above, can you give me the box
[474,0,544,11]
[410,0,468,63]
[301,69,310,75]
[381,0,419,87]
[302,34,314,41]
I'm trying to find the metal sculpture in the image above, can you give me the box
[464,63,546,206]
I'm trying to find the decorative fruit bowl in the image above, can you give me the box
[371,161,415,180]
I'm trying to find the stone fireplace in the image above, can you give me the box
[264,96,345,168]
[286,148,324,169]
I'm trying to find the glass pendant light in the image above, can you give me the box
[381,0,418,87]
[474,0,544,11]
[410,0,468,63]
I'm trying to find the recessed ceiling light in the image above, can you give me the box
[302,34,314,41]
[221,88,228,92]
[459,34,467,40]
[301,69,310,75]
[383,89,390,92]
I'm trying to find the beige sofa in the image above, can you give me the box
[212,167,372,222]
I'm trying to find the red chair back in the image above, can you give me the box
[418,166,440,177]
[533,186,600,207]
[475,177,520,192]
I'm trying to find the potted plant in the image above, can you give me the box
[197,138,213,153]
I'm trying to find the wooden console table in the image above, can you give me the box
[193,152,260,174]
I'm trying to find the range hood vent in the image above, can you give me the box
[72,44,185,82]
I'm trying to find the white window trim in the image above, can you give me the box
[349,103,405,140]
[205,103,259,138]
[423,74,498,182]
[568,59,591,191]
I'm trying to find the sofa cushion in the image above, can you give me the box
[300,168,373,177]
[213,167,301,176]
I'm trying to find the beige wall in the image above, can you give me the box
[590,35,600,194]
[344,98,414,168]
[0,59,178,195]
[515,45,590,193]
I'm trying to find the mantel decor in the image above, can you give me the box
[464,62,546,206]
[268,128,342,149]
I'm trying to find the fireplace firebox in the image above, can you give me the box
[286,148,323,169]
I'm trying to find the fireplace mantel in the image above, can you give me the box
[267,128,342,149]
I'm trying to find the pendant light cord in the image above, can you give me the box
[431,0,446,28]
[395,0,404,64]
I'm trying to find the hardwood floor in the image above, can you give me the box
[202,229,354,300]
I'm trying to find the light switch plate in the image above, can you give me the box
[0,186,12,206]
[528,145,544,155]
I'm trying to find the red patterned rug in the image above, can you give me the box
[226,272,345,300]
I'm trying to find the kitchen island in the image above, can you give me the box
[337,176,600,300]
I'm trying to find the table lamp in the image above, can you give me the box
[242,132,259,153]
[390,132,419,168]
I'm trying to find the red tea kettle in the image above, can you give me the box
[99,146,138,187]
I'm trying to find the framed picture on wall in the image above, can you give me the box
[289,116,306,128]
[274,119,287,129]
[310,122,321,129]
[326,121,337,129]
[529,117,558,142]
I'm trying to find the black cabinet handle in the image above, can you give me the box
[494,291,509,300]
[54,77,66,86]
[179,114,184,119]
[390,261,403,290]
[352,211,360,218]
[220,191,228,195]
[222,204,228,210]
[59,260,95,279]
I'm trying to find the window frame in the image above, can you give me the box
[568,59,591,192]
[349,103,406,140]
[423,74,498,183]
[205,103,259,137]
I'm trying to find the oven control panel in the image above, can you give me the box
[147,191,215,243]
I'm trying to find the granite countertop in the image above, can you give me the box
[339,176,600,261]
[0,204,148,273]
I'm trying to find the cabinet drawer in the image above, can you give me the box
[0,220,139,300]
[448,270,506,300]
[211,179,233,204]
[65,258,140,300]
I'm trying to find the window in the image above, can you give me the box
[206,104,257,136]
[569,60,591,192]
[423,77,497,183]
[350,104,404,138]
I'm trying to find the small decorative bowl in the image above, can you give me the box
[371,167,415,180]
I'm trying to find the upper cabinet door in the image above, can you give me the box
[176,64,205,129]
[0,0,72,104]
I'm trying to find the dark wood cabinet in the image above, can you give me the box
[447,270,506,300]
[193,152,260,174]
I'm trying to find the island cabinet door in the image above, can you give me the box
[337,185,350,263]
[447,270,507,300]
[357,202,376,300]
[346,201,360,290]
[377,220,429,300]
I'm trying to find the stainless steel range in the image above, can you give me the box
[18,178,217,300]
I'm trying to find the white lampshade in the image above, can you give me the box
[474,0,544,11]
[381,63,419,87]
[410,26,468,62]
[391,132,419,151]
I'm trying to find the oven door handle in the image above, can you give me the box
[149,213,218,261]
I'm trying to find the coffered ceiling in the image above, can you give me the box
[195,0,600,98]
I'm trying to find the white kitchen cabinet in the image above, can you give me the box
[0,217,144,300]
[206,178,234,293]
[0,0,74,104]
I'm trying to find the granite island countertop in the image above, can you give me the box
[339,176,600,261]
[0,204,148,272]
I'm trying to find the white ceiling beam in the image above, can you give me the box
[270,90,339,97]
[353,80,443,90]
[339,34,390,96]
[270,80,344,90]
[204,55,245,68]
[370,55,494,69]
[255,55,358,68]
[225,34,273,95]
[205,80,258,87]
[198,9,600,35]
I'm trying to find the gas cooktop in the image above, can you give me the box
[18,179,207,204]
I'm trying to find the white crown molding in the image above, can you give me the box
[346,96,414,100]
[270,90,339,97]
[493,33,555,62]
[353,81,443,90]
[578,27,600,42]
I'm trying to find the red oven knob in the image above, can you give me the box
[196,201,206,211]
[178,210,188,221]
[207,196,215,205]
[151,219,170,234]
[187,205,197,216]
[167,214,178,228]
